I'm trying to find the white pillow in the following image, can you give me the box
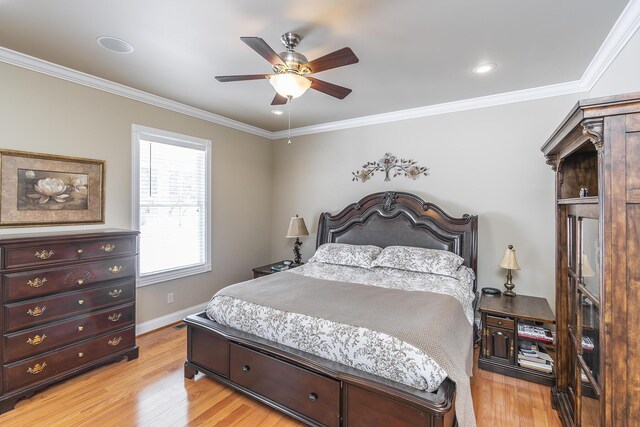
[309,243,382,269]
[371,246,464,276]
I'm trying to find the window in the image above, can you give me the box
[132,125,211,286]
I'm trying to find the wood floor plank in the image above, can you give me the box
[0,325,562,426]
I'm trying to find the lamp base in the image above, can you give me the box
[503,269,516,297]
[292,238,303,264]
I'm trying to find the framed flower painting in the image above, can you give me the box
[0,150,105,227]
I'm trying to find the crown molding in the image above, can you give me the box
[1,0,638,140]
[0,46,272,139]
[271,80,586,139]
[579,0,640,91]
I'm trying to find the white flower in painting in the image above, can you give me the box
[406,166,422,180]
[27,178,69,204]
[69,176,87,192]
[25,170,36,179]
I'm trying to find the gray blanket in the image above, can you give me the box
[217,271,476,427]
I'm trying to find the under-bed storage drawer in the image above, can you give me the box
[188,326,228,378]
[229,343,340,427]
[344,384,435,427]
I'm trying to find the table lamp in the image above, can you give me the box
[286,215,309,264]
[499,245,521,297]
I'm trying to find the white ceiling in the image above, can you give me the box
[0,1,631,132]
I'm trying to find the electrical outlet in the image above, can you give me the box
[167,292,174,304]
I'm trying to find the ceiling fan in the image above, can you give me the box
[215,32,359,105]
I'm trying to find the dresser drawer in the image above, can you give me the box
[3,244,79,269]
[3,256,135,302]
[485,315,515,330]
[3,327,135,393]
[3,303,135,363]
[3,281,134,333]
[78,237,135,260]
[229,343,340,427]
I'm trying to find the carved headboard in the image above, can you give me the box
[316,192,478,291]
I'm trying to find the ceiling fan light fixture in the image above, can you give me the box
[269,73,311,99]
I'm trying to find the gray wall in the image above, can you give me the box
[0,62,273,324]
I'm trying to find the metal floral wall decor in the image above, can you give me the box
[352,153,429,183]
[0,150,105,227]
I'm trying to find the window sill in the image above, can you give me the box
[137,264,212,287]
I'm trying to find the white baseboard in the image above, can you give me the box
[136,302,208,336]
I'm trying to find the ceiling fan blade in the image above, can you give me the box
[215,74,269,82]
[271,93,289,105]
[304,47,359,74]
[241,37,285,66]
[308,78,352,99]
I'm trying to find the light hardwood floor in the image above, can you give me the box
[0,324,561,427]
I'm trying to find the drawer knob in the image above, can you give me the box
[108,289,123,298]
[27,362,47,375]
[27,306,46,317]
[78,326,84,332]
[108,313,122,322]
[498,321,503,326]
[77,279,85,285]
[308,393,318,402]
[78,299,85,305]
[108,337,122,346]
[34,250,54,260]
[101,244,116,253]
[241,365,250,372]
[27,334,47,346]
[77,249,83,254]
[108,265,123,273]
[78,352,84,358]
[27,277,47,288]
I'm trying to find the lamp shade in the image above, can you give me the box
[269,73,312,99]
[499,245,521,270]
[581,253,596,277]
[286,215,309,238]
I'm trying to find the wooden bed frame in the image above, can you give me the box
[184,191,478,427]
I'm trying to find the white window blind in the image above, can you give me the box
[132,125,211,286]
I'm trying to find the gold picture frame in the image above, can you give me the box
[0,150,105,227]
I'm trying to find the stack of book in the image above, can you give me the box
[582,336,595,351]
[517,323,554,342]
[518,341,554,373]
[270,263,290,272]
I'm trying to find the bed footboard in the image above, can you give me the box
[184,312,456,427]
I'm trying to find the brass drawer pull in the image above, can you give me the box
[78,352,84,358]
[77,279,85,285]
[27,306,46,317]
[308,392,318,402]
[108,337,122,346]
[34,250,54,260]
[78,299,85,305]
[77,326,84,332]
[77,249,83,254]
[27,277,47,288]
[108,265,123,273]
[27,334,47,345]
[108,289,123,298]
[101,244,116,253]
[241,365,250,372]
[108,313,122,322]
[497,320,503,326]
[27,362,47,375]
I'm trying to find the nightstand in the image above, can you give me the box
[252,262,301,279]
[478,293,555,386]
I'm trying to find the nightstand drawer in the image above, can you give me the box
[486,315,514,329]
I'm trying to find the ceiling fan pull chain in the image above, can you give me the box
[288,98,292,144]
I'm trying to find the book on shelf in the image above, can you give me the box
[518,358,553,373]
[517,323,553,342]
[582,336,595,350]
[517,339,554,372]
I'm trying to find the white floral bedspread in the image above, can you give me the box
[206,262,475,392]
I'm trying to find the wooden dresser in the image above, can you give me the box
[542,92,640,426]
[0,229,139,413]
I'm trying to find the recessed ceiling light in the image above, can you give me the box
[97,36,134,54]
[472,63,497,74]
[271,110,284,116]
